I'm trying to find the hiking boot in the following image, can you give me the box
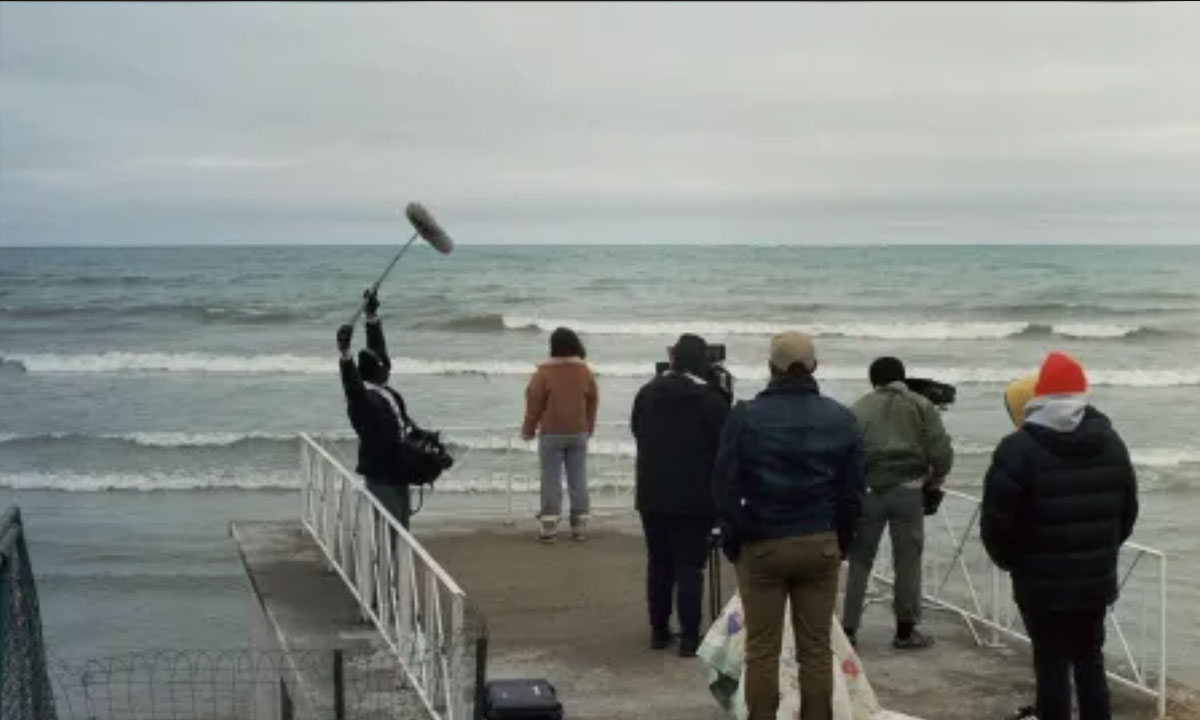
[892,628,934,650]
[538,516,559,543]
[650,628,673,650]
[678,636,700,658]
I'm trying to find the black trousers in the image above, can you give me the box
[1019,604,1111,720]
[640,512,711,641]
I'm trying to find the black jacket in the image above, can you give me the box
[713,375,865,556]
[340,319,411,484]
[631,372,730,519]
[981,407,1138,611]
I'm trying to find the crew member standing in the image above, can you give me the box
[336,290,416,528]
[631,334,731,657]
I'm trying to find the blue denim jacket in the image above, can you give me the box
[713,375,865,557]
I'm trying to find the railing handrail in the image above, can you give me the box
[940,488,1165,559]
[882,487,1168,717]
[300,432,466,597]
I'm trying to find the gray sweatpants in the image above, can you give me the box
[538,433,590,524]
[842,485,925,630]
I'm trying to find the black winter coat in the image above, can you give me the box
[340,319,411,484]
[631,372,730,519]
[981,407,1138,611]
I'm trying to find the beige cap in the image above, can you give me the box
[769,332,816,373]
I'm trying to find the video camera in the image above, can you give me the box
[898,376,956,516]
[655,343,734,403]
[902,377,956,410]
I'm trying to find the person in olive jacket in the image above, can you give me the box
[982,352,1138,720]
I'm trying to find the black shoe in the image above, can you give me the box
[650,628,672,650]
[1004,706,1037,720]
[892,628,934,650]
[678,636,700,658]
[843,626,858,649]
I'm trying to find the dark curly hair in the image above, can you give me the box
[549,327,586,359]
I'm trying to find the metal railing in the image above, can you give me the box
[298,435,474,720]
[867,488,1168,718]
[310,423,1172,718]
[430,421,637,524]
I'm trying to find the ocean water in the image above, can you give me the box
[2,245,1199,684]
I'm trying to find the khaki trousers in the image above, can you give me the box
[736,532,840,720]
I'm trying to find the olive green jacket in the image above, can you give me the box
[851,381,953,490]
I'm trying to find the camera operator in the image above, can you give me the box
[631,334,731,657]
[841,357,954,650]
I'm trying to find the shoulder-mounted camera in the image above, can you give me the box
[903,377,956,410]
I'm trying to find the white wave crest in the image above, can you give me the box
[1129,449,1200,468]
[1052,323,1140,339]
[3,352,1197,387]
[502,316,1029,340]
[955,443,1200,467]
[501,316,1146,340]
[0,430,356,447]
[0,470,297,492]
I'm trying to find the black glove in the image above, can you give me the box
[336,324,354,353]
[922,485,945,516]
[363,289,380,317]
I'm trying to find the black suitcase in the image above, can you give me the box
[484,678,564,720]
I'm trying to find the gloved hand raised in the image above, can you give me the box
[336,324,354,354]
[363,289,380,318]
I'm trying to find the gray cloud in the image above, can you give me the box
[1,1,1198,245]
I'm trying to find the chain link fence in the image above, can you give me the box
[2,506,58,720]
[45,648,424,720]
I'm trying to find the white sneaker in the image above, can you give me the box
[538,516,559,543]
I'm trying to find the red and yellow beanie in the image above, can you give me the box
[1034,352,1088,397]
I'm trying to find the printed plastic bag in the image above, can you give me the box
[698,594,912,720]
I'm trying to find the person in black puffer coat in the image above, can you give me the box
[631,334,731,657]
[982,352,1138,720]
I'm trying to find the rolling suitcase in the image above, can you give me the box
[484,678,564,720]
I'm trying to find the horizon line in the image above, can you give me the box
[3,241,1199,250]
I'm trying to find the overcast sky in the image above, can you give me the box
[1,2,1197,246]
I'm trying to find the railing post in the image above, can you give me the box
[990,565,1001,646]
[332,649,346,720]
[1158,555,1167,719]
[505,440,515,527]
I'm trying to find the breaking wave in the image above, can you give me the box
[0,303,325,325]
[498,316,1161,341]
[3,352,1198,387]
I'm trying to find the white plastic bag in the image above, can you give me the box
[697,594,890,720]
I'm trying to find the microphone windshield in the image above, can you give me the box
[405,202,454,254]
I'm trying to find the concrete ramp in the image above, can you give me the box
[231,521,427,720]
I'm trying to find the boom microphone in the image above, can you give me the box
[346,201,455,325]
[405,202,454,254]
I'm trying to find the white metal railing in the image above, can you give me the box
[435,421,636,524]
[309,423,1172,718]
[867,488,1168,718]
[298,434,473,720]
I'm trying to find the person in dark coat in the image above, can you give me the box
[982,352,1139,720]
[631,334,731,656]
[713,332,864,720]
[336,290,417,528]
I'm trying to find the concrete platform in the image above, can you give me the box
[418,515,1173,720]
[230,513,1196,720]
